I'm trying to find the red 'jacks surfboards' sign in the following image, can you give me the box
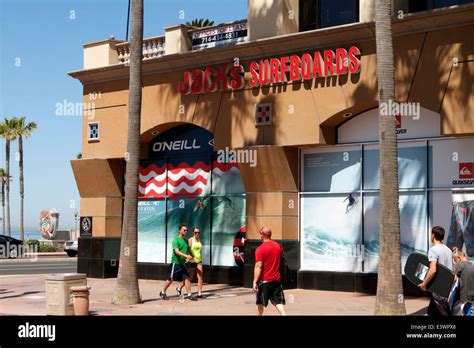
[178,46,361,95]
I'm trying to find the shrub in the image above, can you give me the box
[25,239,40,248]
[39,243,57,252]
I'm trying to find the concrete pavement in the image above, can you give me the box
[0,274,430,316]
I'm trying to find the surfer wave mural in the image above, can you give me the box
[300,144,429,273]
[137,124,246,267]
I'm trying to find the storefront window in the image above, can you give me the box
[299,0,317,32]
[301,142,429,273]
[211,196,246,266]
[300,136,474,273]
[137,125,246,267]
[301,193,362,272]
[409,0,474,13]
[165,196,211,265]
[302,146,362,192]
[428,138,474,261]
[363,142,427,190]
[363,192,428,273]
[138,199,166,264]
[299,0,359,32]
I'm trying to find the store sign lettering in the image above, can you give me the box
[178,65,244,95]
[396,114,407,134]
[152,139,200,152]
[178,46,361,95]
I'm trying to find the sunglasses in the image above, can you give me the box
[194,231,200,234]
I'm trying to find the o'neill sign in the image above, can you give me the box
[178,46,361,95]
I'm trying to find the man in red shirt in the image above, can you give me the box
[253,226,287,315]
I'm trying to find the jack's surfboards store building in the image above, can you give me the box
[69,0,474,293]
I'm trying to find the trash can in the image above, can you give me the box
[70,285,91,316]
[45,273,87,315]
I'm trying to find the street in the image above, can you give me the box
[0,257,77,276]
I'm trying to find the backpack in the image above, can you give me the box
[280,253,292,285]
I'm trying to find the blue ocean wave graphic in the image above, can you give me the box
[304,226,421,257]
[363,240,417,257]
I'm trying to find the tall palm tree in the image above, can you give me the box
[185,18,214,28]
[0,168,12,235]
[12,117,37,241]
[374,0,406,315]
[112,0,143,305]
[0,118,19,237]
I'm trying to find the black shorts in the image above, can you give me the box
[188,262,201,269]
[256,281,285,307]
[167,263,190,281]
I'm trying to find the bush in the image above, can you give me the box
[25,239,40,248]
[39,243,57,252]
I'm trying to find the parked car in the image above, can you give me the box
[63,239,78,257]
[0,235,24,258]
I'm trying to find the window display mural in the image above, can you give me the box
[138,200,166,263]
[301,146,363,272]
[429,137,474,261]
[363,192,428,273]
[448,200,474,259]
[430,192,474,262]
[302,146,361,192]
[166,195,211,265]
[301,194,362,272]
[363,142,427,190]
[212,196,246,266]
[137,124,246,267]
[301,136,474,273]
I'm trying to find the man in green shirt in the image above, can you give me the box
[160,224,197,301]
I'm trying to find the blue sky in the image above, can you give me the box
[0,0,247,230]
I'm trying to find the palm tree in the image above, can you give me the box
[0,118,19,237]
[185,18,214,28]
[0,168,12,236]
[12,117,37,241]
[112,0,143,305]
[374,0,406,315]
[76,153,82,159]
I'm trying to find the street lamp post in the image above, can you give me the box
[74,210,79,238]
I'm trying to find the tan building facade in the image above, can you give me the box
[69,1,474,291]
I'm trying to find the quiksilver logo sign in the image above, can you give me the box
[152,139,200,152]
[395,114,407,134]
[459,163,474,179]
[453,162,474,185]
[18,322,56,341]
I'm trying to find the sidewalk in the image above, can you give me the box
[0,274,429,316]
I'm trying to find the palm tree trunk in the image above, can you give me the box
[1,179,5,235]
[19,136,24,241]
[112,0,143,305]
[5,139,11,237]
[374,0,406,315]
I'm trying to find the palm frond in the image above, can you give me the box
[185,18,214,28]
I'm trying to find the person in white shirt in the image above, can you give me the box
[418,226,453,316]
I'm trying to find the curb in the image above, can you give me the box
[24,252,69,257]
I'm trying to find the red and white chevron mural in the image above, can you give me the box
[138,161,239,199]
